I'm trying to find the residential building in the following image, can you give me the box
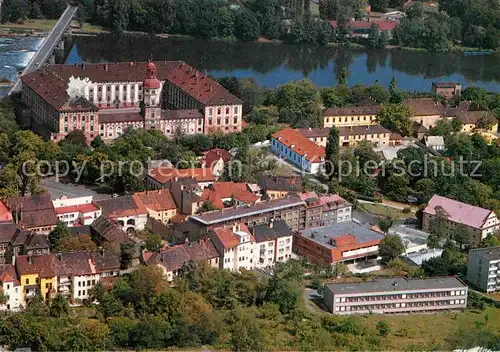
[210,223,256,271]
[329,20,398,38]
[201,148,233,177]
[422,195,500,246]
[271,128,325,174]
[0,223,50,263]
[170,178,204,215]
[147,167,216,190]
[3,195,58,234]
[90,216,134,253]
[404,98,442,129]
[0,264,22,311]
[16,254,57,303]
[146,239,219,281]
[298,192,324,230]
[0,224,18,263]
[201,182,260,209]
[21,61,243,142]
[432,82,461,100]
[53,196,102,227]
[0,201,13,224]
[54,250,120,302]
[324,276,468,315]
[323,106,380,128]
[467,246,500,293]
[252,220,293,268]
[439,105,498,134]
[297,125,392,148]
[319,194,352,225]
[95,196,148,232]
[293,222,384,265]
[424,136,445,151]
[133,190,178,225]
[189,196,305,232]
[258,175,303,200]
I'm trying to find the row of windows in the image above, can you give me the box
[325,116,377,124]
[335,299,466,311]
[208,106,238,115]
[78,279,96,287]
[208,116,238,125]
[336,290,466,303]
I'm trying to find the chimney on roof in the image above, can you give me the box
[57,253,62,261]
[105,64,109,71]
[99,246,104,257]
[27,255,32,264]
[269,218,274,229]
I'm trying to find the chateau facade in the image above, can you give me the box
[21,61,243,142]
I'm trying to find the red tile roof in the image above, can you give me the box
[55,203,100,215]
[16,254,57,278]
[329,20,398,31]
[424,195,494,229]
[202,148,233,168]
[0,264,18,284]
[21,61,242,111]
[95,196,148,218]
[0,201,13,223]
[211,223,253,249]
[133,190,177,211]
[5,195,58,228]
[324,106,381,117]
[210,182,249,198]
[201,189,224,210]
[98,111,143,124]
[148,167,215,185]
[272,128,325,163]
[162,109,203,120]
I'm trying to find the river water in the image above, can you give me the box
[2,34,500,94]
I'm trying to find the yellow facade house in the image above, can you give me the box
[323,106,380,128]
[16,254,57,305]
[133,190,178,225]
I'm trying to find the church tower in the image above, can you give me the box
[142,60,162,129]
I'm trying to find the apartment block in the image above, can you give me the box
[53,196,102,227]
[324,276,468,315]
[298,125,394,148]
[210,223,256,271]
[252,220,293,268]
[323,106,380,128]
[467,246,500,293]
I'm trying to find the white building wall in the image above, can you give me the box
[0,281,22,311]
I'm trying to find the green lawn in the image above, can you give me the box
[359,202,416,219]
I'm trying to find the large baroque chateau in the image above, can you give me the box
[20,61,243,142]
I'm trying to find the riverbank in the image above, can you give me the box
[3,19,497,54]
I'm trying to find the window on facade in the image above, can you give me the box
[225,107,230,114]
[225,117,229,124]
[233,116,238,124]
[217,108,221,115]
[208,108,213,115]
[217,117,221,125]
[25,278,29,285]
[234,106,238,114]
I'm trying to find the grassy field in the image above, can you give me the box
[362,306,500,350]
[359,202,416,220]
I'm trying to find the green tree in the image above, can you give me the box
[120,243,135,270]
[453,224,470,250]
[406,2,424,19]
[427,205,449,248]
[377,103,413,136]
[48,221,70,252]
[369,23,381,48]
[228,308,265,352]
[91,135,105,148]
[414,178,437,203]
[145,234,163,252]
[197,200,218,214]
[61,130,88,148]
[376,320,391,337]
[385,174,409,202]
[234,8,260,41]
[325,127,340,179]
[337,67,348,86]
[481,233,500,248]
[379,234,405,264]
[377,217,394,234]
[49,294,69,318]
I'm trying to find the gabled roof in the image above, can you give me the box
[16,254,56,278]
[90,216,131,245]
[319,194,350,210]
[432,82,460,89]
[424,136,445,147]
[211,223,253,249]
[259,175,303,192]
[0,201,13,223]
[55,203,100,215]
[95,196,148,218]
[59,96,98,112]
[133,190,177,212]
[404,98,441,116]
[162,109,203,120]
[0,223,19,244]
[423,195,494,229]
[0,264,19,284]
[201,189,224,210]
[24,233,50,251]
[272,128,325,163]
[5,195,58,228]
[148,238,219,272]
[329,20,398,31]
[98,110,143,124]
[54,251,120,276]
[148,167,215,185]
[251,220,291,243]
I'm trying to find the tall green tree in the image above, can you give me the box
[49,221,70,252]
[376,103,413,136]
[325,127,340,179]
[379,234,405,264]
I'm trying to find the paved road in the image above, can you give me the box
[42,178,111,201]
[10,5,78,94]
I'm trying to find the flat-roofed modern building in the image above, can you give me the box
[467,246,500,293]
[294,222,383,265]
[324,276,468,315]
